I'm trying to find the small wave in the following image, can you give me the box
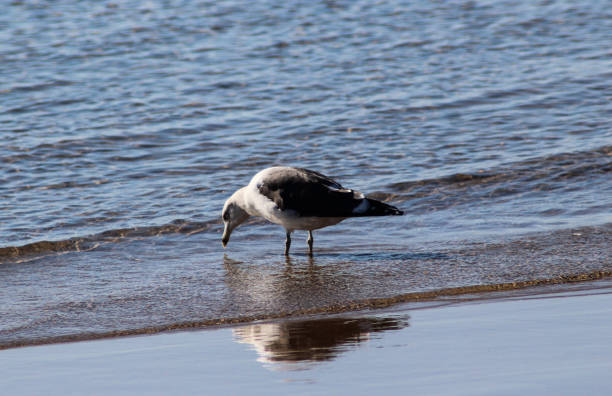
[5,79,74,94]
[2,269,610,350]
[378,145,612,213]
[0,219,217,262]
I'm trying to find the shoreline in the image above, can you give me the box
[3,277,612,394]
[3,269,612,351]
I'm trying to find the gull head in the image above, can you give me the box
[221,190,250,248]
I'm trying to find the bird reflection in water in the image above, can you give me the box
[233,316,408,370]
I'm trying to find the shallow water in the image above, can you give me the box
[1,0,611,347]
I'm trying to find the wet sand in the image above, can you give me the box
[3,279,612,395]
[3,223,612,349]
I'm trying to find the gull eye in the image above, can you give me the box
[223,211,230,222]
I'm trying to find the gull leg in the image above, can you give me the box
[285,231,291,256]
[307,231,313,256]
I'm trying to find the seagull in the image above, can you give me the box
[221,166,404,255]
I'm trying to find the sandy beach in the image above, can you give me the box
[3,279,612,395]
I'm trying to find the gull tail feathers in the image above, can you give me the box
[355,198,404,216]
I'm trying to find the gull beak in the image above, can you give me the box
[222,224,230,248]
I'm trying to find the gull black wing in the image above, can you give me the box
[257,168,403,217]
